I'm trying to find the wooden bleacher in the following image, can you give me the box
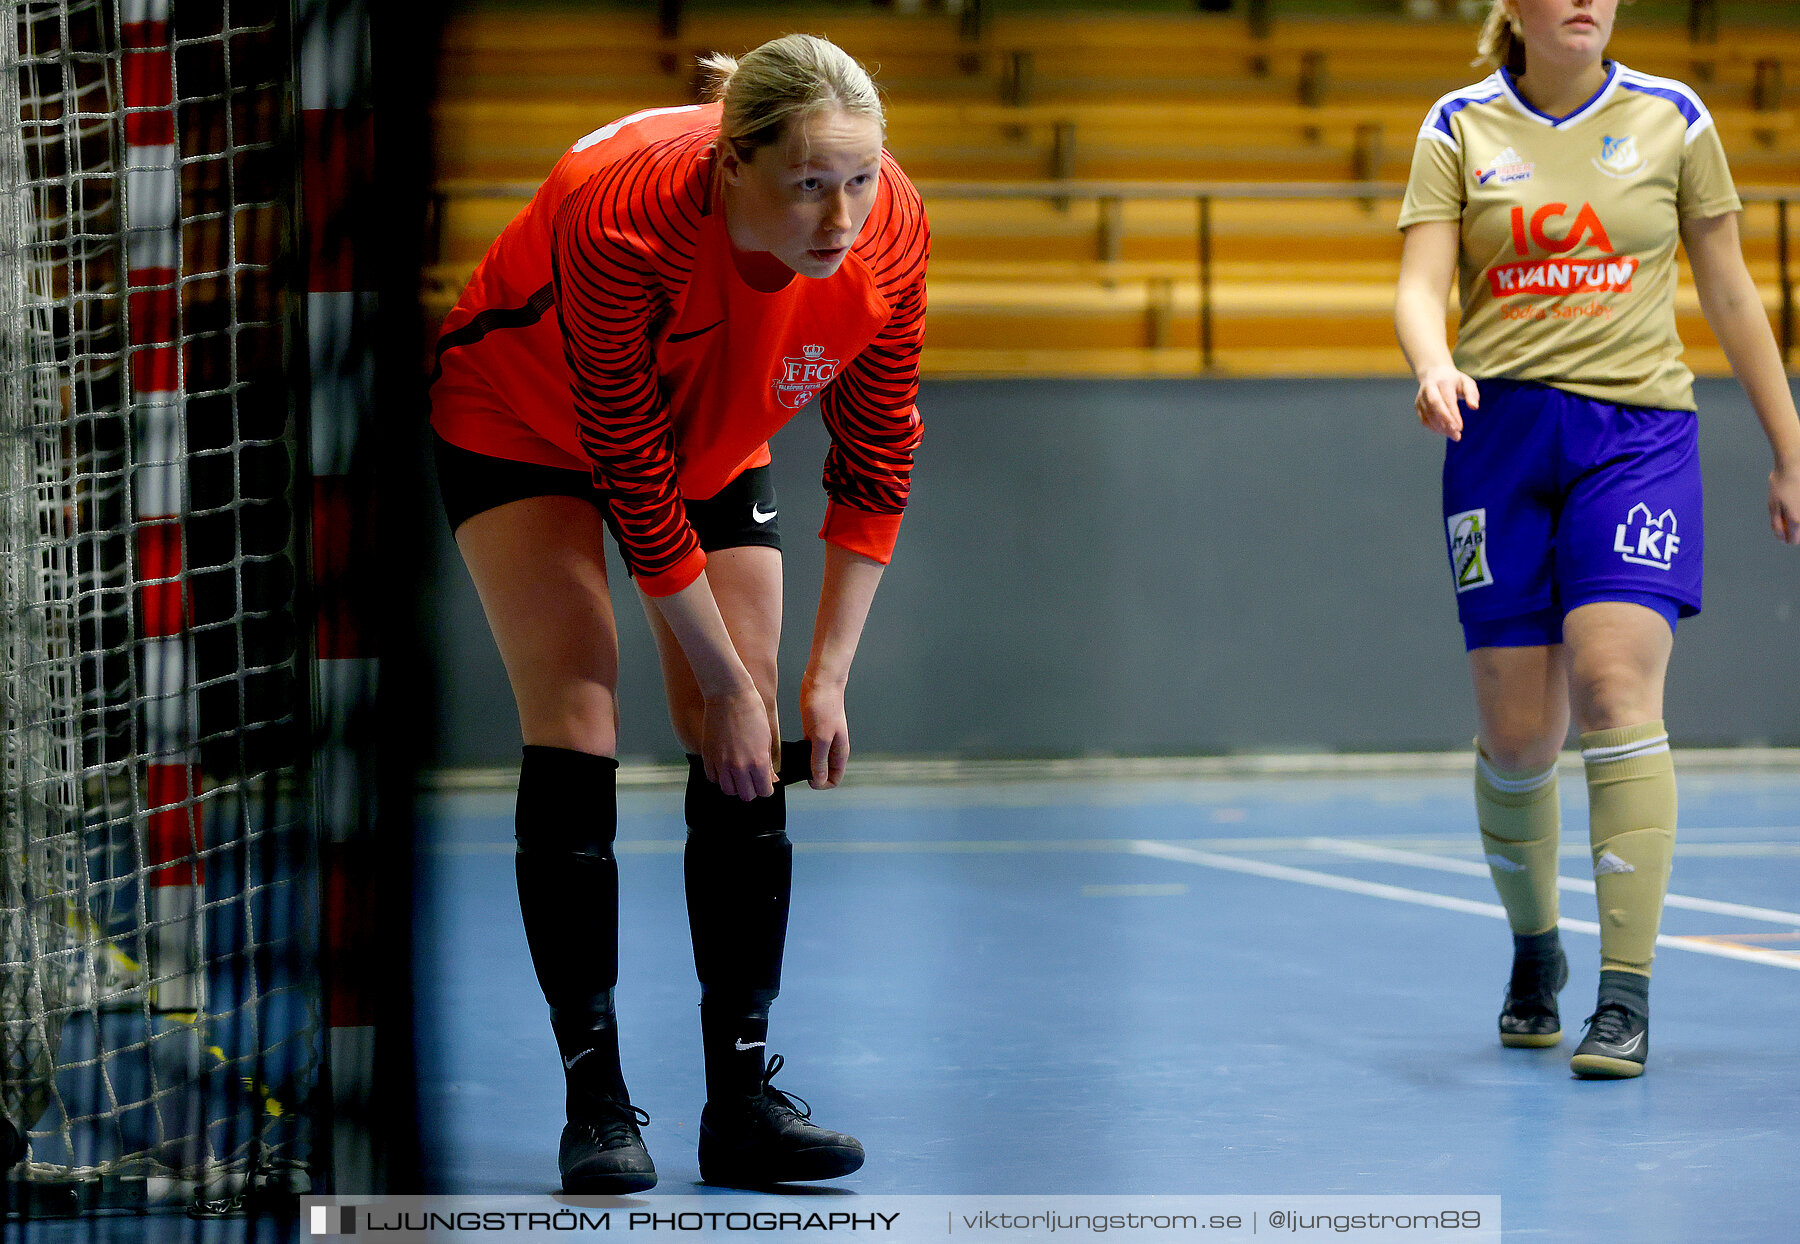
[429,10,1800,377]
[436,94,1800,184]
[436,12,1800,107]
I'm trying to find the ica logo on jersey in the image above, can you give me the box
[1615,503,1680,570]
[1487,202,1637,298]
[1447,508,1495,592]
[771,343,840,410]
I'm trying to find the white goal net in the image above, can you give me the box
[2,0,320,1215]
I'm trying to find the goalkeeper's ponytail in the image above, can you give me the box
[698,34,883,160]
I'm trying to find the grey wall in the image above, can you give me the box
[427,378,1799,768]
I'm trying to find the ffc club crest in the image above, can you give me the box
[771,343,840,410]
[1593,134,1645,178]
[1447,508,1494,592]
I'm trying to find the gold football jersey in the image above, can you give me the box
[1399,63,1741,411]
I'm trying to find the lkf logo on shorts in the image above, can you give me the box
[771,343,840,410]
[1593,134,1645,179]
[1615,502,1681,569]
[1447,508,1494,592]
[1475,146,1534,186]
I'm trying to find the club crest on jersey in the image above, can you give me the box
[771,344,840,409]
[1614,502,1680,569]
[1447,508,1494,592]
[1594,134,1645,179]
[1475,147,1534,186]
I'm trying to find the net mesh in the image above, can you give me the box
[2,0,318,1211]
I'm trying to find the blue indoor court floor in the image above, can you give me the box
[416,761,1800,1242]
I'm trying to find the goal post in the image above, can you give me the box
[0,0,378,1214]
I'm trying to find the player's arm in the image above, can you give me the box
[1681,209,1800,544]
[1395,219,1479,441]
[815,203,927,545]
[551,176,773,795]
[650,579,776,799]
[798,544,885,790]
[802,214,928,787]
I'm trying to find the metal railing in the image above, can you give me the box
[433,178,1796,372]
[915,179,1797,371]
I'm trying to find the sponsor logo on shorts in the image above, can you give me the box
[1593,134,1645,179]
[1614,502,1681,569]
[1447,508,1494,592]
[750,504,776,524]
[772,343,840,410]
[1475,146,1534,186]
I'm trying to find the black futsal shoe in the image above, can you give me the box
[1499,929,1569,1048]
[1571,1003,1649,1079]
[559,1099,657,1194]
[698,1054,864,1187]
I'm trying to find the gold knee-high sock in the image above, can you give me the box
[1581,721,1677,977]
[1475,747,1562,936]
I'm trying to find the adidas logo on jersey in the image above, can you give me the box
[1614,503,1681,570]
[1476,147,1534,186]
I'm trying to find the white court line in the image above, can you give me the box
[1305,837,1800,927]
[1126,839,1800,972]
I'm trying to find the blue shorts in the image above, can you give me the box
[1442,379,1703,651]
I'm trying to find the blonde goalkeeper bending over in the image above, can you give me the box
[1394,0,1800,1076]
[430,35,927,1186]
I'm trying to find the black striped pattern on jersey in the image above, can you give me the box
[550,132,710,584]
[427,281,556,389]
[819,149,929,520]
[550,129,929,584]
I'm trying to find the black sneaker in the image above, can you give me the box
[559,1100,657,1194]
[1570,1004,1649,1079]
[1499,930,1569,1048]
[698,1054,864,1187]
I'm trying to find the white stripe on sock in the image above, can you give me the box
[1582,734,1670,765]
[1476,755,1558,795]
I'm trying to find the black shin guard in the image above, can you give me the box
[516,746,629,1114]
[683,756,793,1100]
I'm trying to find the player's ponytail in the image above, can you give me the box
[699,34,883,161]
[1474,1,1526,75]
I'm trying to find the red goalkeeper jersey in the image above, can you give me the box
[430,103,929,597]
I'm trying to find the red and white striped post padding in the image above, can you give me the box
[299,0,379,1192]
[122,0,204,1015]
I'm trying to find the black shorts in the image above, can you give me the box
[433,435,783,565]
